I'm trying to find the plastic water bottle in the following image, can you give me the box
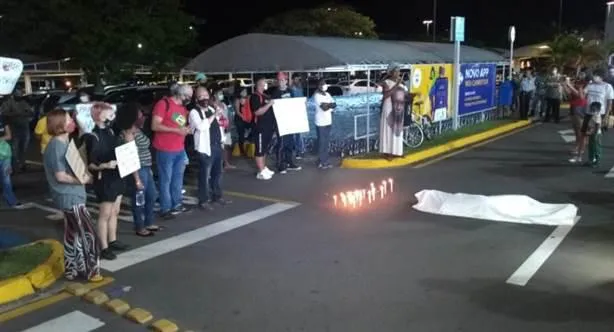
[135,190,145,207]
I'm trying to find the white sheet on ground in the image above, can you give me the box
[413,190,577,226]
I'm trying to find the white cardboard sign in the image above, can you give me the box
[272,97,309,136]
[0,57,24,95]
[114,140,141,178]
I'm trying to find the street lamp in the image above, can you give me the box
[423,20,433,36]
[137,43,142,49]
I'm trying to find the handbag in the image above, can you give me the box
[0,140,12,161]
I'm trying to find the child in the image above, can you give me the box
[571,101,601,166]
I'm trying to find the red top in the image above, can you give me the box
[152,97,187,152]
[569,80,587,107]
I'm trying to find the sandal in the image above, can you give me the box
[136,230,154,237]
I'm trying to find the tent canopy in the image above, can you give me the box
[185,33,506,74]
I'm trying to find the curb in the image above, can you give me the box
[341,120,532,169]
[0,239,64,305]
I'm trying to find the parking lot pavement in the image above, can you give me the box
[6,121,614,331]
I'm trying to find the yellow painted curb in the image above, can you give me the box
[341,120,531,169]
[0,239,64,305]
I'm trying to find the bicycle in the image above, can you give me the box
[403,112,434,148]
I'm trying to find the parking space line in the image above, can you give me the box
[506,216,580,287]
[102,202,300,272]
[183,184,295,204]
[19,310,104,332]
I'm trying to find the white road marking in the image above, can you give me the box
[558,129,576,143]
[506,216,580,286]
[20,310,104,332]
[605,165,614,178]
[25,160,44,166]
[102,202,299,272]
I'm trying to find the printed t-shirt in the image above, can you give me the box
[585,82,614,124]
[152,97,188,152]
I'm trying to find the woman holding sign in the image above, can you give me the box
[83,102,128,260]
[42,109,101,281]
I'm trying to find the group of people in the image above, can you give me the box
[517,66,614,167]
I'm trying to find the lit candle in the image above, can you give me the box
[368,191,373,204]
[340,192,347,207]
[388,178,394,192]
[333,195,338,207]
[347,191,355,208]
[382,180,387,195]
[380,185,385,199]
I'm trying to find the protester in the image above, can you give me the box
[151,83,193,218]
[34,98,57,154]
[575,102,603,167]
[564,72,587,158]
[270,72,301,174]
[313,79,336,169]
[212,88,236,169]
[581,68,614,166]
[42,109,101,280]
[233,88,251,157]
[379,63,406,158]
[0,89,33,171]
[116,103,160,237]
[290,75,306,159]
[544,66,564,123]
[251,78,276,180]
[0,110,24,209]
[190,87,231,210]
[84,102,128,260]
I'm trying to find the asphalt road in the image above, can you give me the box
[4,121,614,331]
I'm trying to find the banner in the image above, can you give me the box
[459,63,496,115]
[0,57,23,95]
[409,64,453,122]
[272,97,309,136]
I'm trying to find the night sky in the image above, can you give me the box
[186,0,606,48]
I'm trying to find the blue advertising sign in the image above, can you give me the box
[458,63,496,115]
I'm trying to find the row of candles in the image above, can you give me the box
[332,178,394,209]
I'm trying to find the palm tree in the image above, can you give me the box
[547,32,611,73]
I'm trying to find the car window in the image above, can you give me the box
[104,90,136,104]
[337,80,349,86]
[60,96,80,105]
[242,79,253,86]
[368,81,378,87]
[354,80,368,87]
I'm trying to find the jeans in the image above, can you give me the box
[11,125,29,169]
[0,159,17,206]
[293,134,304,156]
[316,125,331,165]
[276,134,296,171]
[519,91,533,120]
[156,150,185,213]
[197,145,223,203]
[130,166,157,231]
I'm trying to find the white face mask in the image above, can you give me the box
[321,84,329,91]
[80,96,89,103]
[263,84,268,91]
[216,94,224,101]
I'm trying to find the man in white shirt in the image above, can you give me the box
[519,69,536,120]
[189,87,230,210]
[313,79,336,169]
[582,68,614,166]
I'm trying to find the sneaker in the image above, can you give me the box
[318,163,333,169]
[568,156,582,164]
[287,164,302,171]
[13,203,29,209]
[171,205,191,215]
[101,248,117,260]
[264,167,275,175]
[295,155,303,160]
[109,241,129,251]
[213,198,232,205]
[199,202,214,211]
[278,167,288,174]
[257,170,272,180]
[160,211,175,220]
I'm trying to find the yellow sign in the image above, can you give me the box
[409,64,453,122]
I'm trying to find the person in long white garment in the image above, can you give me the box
[379,63,405,158]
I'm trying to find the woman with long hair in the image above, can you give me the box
[42,109,101,281]
[83,102,128,260]
[115,102,160,236]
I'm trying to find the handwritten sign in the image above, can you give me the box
[0,57,23,95]
[115,141,140,178]
[75,103,117,134]
[272,97,309,136]
[65,139,91,184]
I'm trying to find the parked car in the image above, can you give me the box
[337,79,382,95]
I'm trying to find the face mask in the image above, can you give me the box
[263,84,268,91]
[321,84,329,91]
[79,96,89,103]
[216,94,224,101]
[594,76,603,83]
[182,98,191,106]
[552,70,558,76]
[198,98,209,107]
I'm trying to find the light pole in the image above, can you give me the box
[509,26,516,81]
[433,0,437,42]
[423,20,433,36]
[558,0,563,32]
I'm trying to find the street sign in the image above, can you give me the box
[450,16,465,42]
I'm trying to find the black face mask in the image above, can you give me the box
[198,99,209,107]
[103,119,113,127]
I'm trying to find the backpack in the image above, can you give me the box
[241,93,264,124]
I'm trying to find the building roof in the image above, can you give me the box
[185,33,506,73]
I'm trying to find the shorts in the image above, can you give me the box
[254,128,274,157]
[93,174,125,203]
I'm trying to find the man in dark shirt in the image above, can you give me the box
[251,78,276,180]
[270,72,301,174]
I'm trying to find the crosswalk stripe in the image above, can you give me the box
[605,165,614,178]
[20,310,104,332]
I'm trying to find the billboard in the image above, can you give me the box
[458,63,497,115]
[409,64,453,122]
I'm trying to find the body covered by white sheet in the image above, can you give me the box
[413,190,578,226]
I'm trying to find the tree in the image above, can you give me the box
[547,32,612,73]
[256,5,377,39]
[0,0,196,81]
